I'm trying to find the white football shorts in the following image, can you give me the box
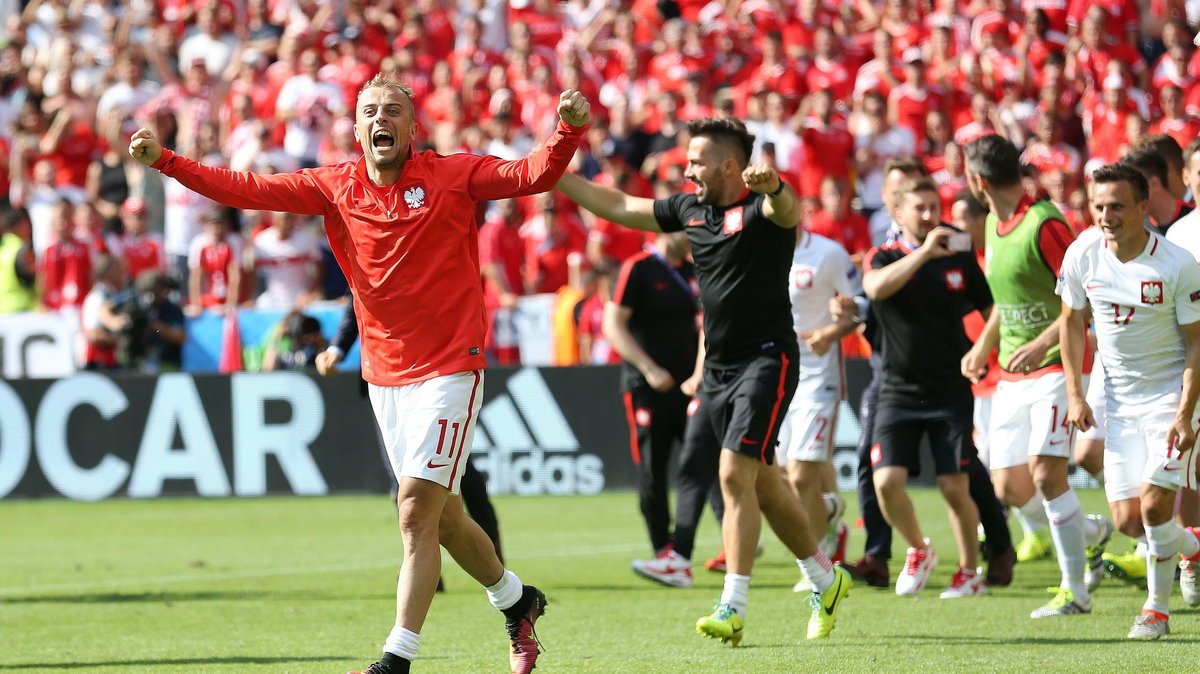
[1103,391,1198,502]
[778,395,839,463]
[369,370,484,494]
[974,395,993,468]
[988,371,1072,470]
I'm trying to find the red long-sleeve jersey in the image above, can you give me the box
[153,120,586,385]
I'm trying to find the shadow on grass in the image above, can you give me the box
[1,656,354,669]
[0,590,360,604]
[875,634,1200,645]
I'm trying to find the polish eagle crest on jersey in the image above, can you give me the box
[404,186,426,210]
[791,266,815,289]
[723,207,744,235]
[1142,281,1163,305]
[944,268,965,291]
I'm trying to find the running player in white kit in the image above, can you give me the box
[1058,163,1200,639]
[779,230,862,591]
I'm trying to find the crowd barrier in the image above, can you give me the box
[0,359,1098,500]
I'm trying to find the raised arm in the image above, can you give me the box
[556,172,661,232]
[467,91,591,202]
[129,128,331,215]
[743,164,801,229]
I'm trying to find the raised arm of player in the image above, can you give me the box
[1059,301,1096,432]
[129,128,331,215]
[468,91,591,201]
[556,171,662,232]
[1169,320,1200,453]
[743,164,801,229]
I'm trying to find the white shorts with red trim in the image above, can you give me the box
[778,395,839,463]
[368,370,484,495]
[1103,391,1198,502]
[988,372,1072,470]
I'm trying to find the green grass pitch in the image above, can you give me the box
[2,489,1198,672]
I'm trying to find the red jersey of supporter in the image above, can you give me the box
[806,58,855,105]
[1084,103,1134,165]
[1021,142,1082,178]
[525,214,586,294]
[119,232,166,284]
[1151,116,1200,151]
[576,292,621,364]
[805,209,870,257]
[478,217,525,307]
[890,83,944,147]
[191,233,240,307]
[591,169,654,263]
[41,238,92,310]
[45,120,102,189]
[1072,44,1146,90]
[1022,0,1071,39]
[153,120,585,386]
[797,122,854,197]
[1067,0,1139,42]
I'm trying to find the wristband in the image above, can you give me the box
[769,181,787,197]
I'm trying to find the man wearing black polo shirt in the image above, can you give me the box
[864,176,991,599]
[606,230,702,587]
[557,117,853,644]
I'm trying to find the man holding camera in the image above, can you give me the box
[863,176,991,598]
[961,135,1112,619]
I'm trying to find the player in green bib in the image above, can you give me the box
[961,135,1113,620]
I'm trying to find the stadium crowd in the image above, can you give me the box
[3,0,1200,369]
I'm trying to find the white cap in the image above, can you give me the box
[902,47,924,64]
[1102,73,1125,90]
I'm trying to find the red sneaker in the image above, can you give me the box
[506,586,547,674]
[704,550,727,573]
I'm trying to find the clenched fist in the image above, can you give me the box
[128,128,163,166]
[557,90,591,128]
[742,164,781,195]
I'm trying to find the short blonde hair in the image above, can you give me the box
[358,73,415,103]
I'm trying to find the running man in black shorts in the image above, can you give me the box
[558,117,853,644]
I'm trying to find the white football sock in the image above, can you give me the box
[1016,494,1049,534]
[485,569,523,611]
[383,626,420,661]
[720,573,751,615]
[1145,521,1182,615]
[798,548,836,594]
[1044,490,1088,600]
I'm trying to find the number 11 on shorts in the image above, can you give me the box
[436,419,461,459]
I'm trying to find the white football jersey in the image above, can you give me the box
[1057,231,1200,405]
[251,225,322,309]
[789,232,862,398]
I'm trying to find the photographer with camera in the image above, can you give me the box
[114,269,187,374]
[81,255,131,370]
[262,310,329,371]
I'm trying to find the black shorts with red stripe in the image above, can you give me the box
[698,346,799,465]
[871,393,975,477]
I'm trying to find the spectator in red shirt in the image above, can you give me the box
[807,175,871,265]
[1041,169,1087,230]
[954,92,999,146]
[807,26,856,105]
[854,29,903,101]
[1151,84,1200,152]
[1022,111,1083,185]
[187,209,242,315]
[479,199,527,365]
[116,197,166,284]
[524,192,587,294]
[889,48,945,147]
[1070,14,1148,93]
[1083,73,1141,169]
[39,199,92,312]
[933,142,971,217]
[586,149,653,271]
[795,90,854,198]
